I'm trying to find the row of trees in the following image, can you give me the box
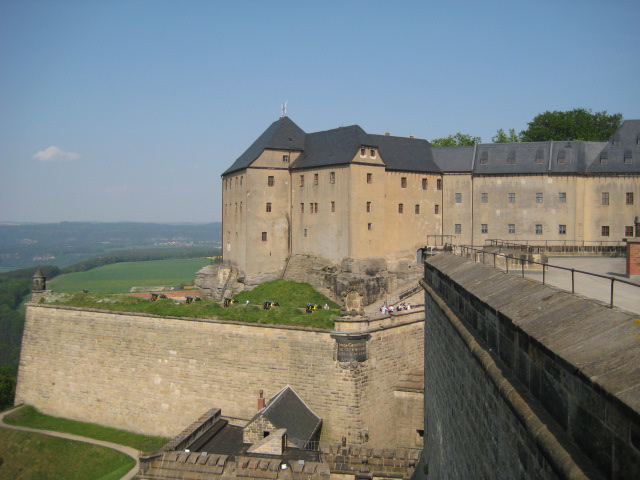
[430,109,623,146]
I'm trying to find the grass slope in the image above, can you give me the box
[48,258,210,293]
[0,428,135,480]
[4,406,168,451]
[44,280,341,329]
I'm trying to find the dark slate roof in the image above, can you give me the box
[432,146,475,172]
[256,386,321,449]
[369,134,440,173]
[291,125,373,170]
[586,120,640,174]
[474,142,552,175]
[223,117,306,175]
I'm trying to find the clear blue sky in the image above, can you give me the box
[1,0,638,223]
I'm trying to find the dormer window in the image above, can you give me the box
[557,150,566,164]
[360,148,366,157]
[624,150,633,164]
[535,149,544,164]
[480,151,488,165]
[612,134,621,146]
[507,150,516,165]
[637,134,640,146]
[370,149,376,158]
[600,151,608,165]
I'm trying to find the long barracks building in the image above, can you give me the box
[221,117,640,278]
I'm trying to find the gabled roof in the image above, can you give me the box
[369,134,440,173]
[223,117,306,175]
[432,146,475,172]
[291,125,373,170]
[252,386,321,449]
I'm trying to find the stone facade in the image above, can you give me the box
[15,303,423,448]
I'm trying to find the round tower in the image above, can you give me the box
[32,267,46,293]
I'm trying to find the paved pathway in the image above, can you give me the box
[0,405,140,480]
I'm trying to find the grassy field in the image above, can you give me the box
[47,258,210,293]
[4,405,168,451]
[43,280,341,329]
[0,428,135,480]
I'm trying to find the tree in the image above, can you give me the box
[492,128,520,143]
[0,365,16,409]
[520,108,622,142]
[430,133,481,147]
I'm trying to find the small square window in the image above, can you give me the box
[398,203,404,214]
[559,192,566,203]
[626,192,634,205]
[422,178,427,190]
[300,175,304,187]
[331,201,335,212]
[368,223,373,231]
[367,173,372,184]
[454,224,461,234]
[314,173,318,185]
[415,204,420,214]
[481,193,488,203]
[360,148,366,157]
[625,226,634,237]
[601,226,609,237]
[557,150,566,164]
[330,172,335,184]
[314,203,318,213]
[262,232,267,241]
[508,224,515,234]
[401,177,407,188]
[434,204,439,214]
[304,228,307,237]
[559,225,566,235]
[455,193,462,203]
[268,176,275,187]
[370,149,376,157]
[535,224,543,235]
[602,192,609,205]
[624,150,633,164]
[283,155,289,162]
[266,202,271,213]
[437,179,442,190]
[481,224,488,234]
[366,201,371,213]
[300,203,304,214]
[600,152,608,165]
[508,193,515,203]
[536,192,543,203]
[479,151,488,165]
[535,149,544,164]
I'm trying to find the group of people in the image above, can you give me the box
[379,302,411,314]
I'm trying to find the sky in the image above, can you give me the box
[1,0,639,223]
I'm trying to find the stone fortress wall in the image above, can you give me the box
[419,254,640,480]
[15,303,424,448]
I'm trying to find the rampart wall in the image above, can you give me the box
[419,254,640,479]
[15,304,423,448]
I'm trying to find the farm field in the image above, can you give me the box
[47,258,210,293]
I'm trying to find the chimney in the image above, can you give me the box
[409,135,414,139]
[258,390,265,410]
[385,132,391,136]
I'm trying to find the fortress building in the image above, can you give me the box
[221,118,640,290]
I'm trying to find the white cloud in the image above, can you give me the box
[33,146,80,162]
[105,184,130,196]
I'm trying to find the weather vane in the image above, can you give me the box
[281,101,287,118]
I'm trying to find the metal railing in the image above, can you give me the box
[485,239,627,255]
[426,234,457,246]
[448,244,639,309]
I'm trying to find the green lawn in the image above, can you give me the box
[43,280,341,329]
[4,405,168,451]
[47,258,210,293]
[0,428,135,480]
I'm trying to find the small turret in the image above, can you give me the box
[32,267,46,293]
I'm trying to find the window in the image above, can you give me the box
[624,150,633,164]
[557,150,566,164]
[434,204,440,214]
[314,173,318,185]
[368,223,373,231]
[360,148,366,157]
[507,150,516,165]
[613,134,621,147]
[268,176,275,187]
[508,224,515,234]
[314,203,318,213]
[559,224,566,235]
[536,192,543,203]
[481,193,488,203]
[300,203,304,214]
[437,178,442,190]
[283,155,289,162]
[422,178,427,190]
[454,224,461,234]
[224,179,227,190]
[559,192,566,203]
[479,151,488,165]
[600,151,608,165]
[300,175,304,187]
[266,202,271,213]
[330,172,335,184]
[455,193,462,203]
[601,226,610,237]
[309,203,313,214]
[481,224,488,234]
[367,173,372,184]
[602,192,609,205]
[401,177,407,188]
[240,176,243,186]
[331,201,335,212]
[627,192,634,205]
[366,201,371,213]
[398,203,404,214]
[415,204,420,214]
[535,224,543,235]
[626,226,634,237]
[235,177,238,186]
[262,232,267,241]
[304,228,307,237]
[535,149,544,164]
[240,202,242,212]
[370,149,376,157]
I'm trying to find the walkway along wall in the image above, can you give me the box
[419,254,640,479]
[15,304,423,448]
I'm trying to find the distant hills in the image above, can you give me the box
[0,222,221,270]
